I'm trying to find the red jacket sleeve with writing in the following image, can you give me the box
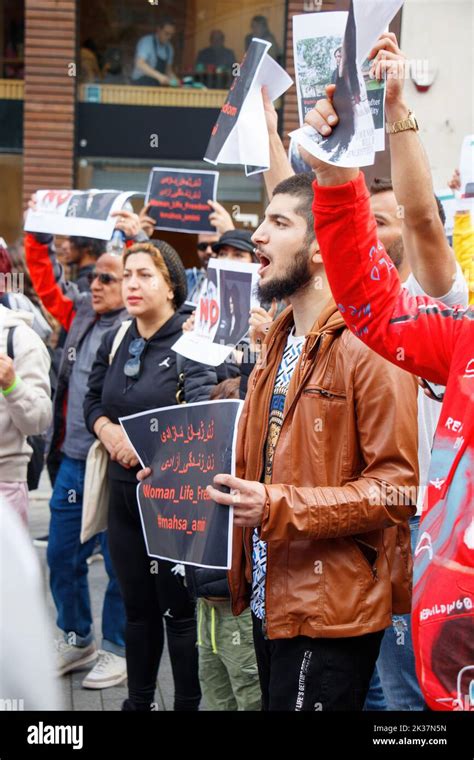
[312,171,467,386]
[24,233,76,331]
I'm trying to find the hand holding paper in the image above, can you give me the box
[368,32,407,116]
[24,189,141,240]
[289,0,404,168]
[300,88,359,184]
[111,209,141,240]
[204,39,293,175]
[207,474,266,529]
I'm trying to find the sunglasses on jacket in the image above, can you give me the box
[124,337,146,379]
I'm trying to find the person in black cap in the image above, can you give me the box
[212,229,257,263]
[84,241,201,712]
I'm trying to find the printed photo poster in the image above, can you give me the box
[289,0,403,167]
[204,38,292,175]
[24,189,140,239]
[119,400,243,569]
[145,168,219,234]
[172,258,260,366]
[361,54,386,152]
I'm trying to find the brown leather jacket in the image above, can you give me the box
[228,299,419,639]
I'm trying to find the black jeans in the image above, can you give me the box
[108,479,201,710]
[252,613,384,711]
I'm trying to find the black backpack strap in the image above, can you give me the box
[6,325,16,360]
[176,352,184,377]
[175,352,185,405]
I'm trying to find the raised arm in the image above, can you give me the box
[302,92,466,387]
[24,233,78,331]
[369,33,456,297]
[313,168,465,386]
[261,87,294,198]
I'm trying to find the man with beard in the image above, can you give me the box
[206,171,420,710]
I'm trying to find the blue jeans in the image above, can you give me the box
[47,454,126,656]
[364,516,424,710]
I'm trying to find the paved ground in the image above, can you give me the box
[28,472,176,712]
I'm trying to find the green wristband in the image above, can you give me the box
[2,375,20,396]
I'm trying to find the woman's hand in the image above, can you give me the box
[98,422,125,457]
[137,467,152,481]
[182,311,196,333]
[113,439,139,469]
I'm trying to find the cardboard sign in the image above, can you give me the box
[120,400,243,569]
[145,168,219,234]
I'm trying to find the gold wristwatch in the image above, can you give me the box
[385,109,419,134]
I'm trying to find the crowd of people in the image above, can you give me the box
[1,31,473,712]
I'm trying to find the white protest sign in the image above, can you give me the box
[24,190,141,240]
[204,38,292,175]
[354,0,404,66]
[289,0,404,168]
[173,258,260,367]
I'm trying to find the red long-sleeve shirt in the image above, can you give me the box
[24,233,76,331]
[314,171,474,712]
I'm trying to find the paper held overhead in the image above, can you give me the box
[289,0,404,168]
[24,189,142,240]
[204,38,293,175]
[145,168,219,235]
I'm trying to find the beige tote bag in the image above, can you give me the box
[80,321,132,543]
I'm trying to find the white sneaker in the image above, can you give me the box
[56,639,97,676]
[82,650,127,689]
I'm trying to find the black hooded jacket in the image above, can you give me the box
[84,311,189,483]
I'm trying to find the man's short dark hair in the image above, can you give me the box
[157,16,176,29]
[69,236,106,259]
[369,177,394,196]
[334,47,342,56]
[369,177,446,226]
[272,173,316,243]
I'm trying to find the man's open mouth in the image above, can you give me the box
[256,249,271,275]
